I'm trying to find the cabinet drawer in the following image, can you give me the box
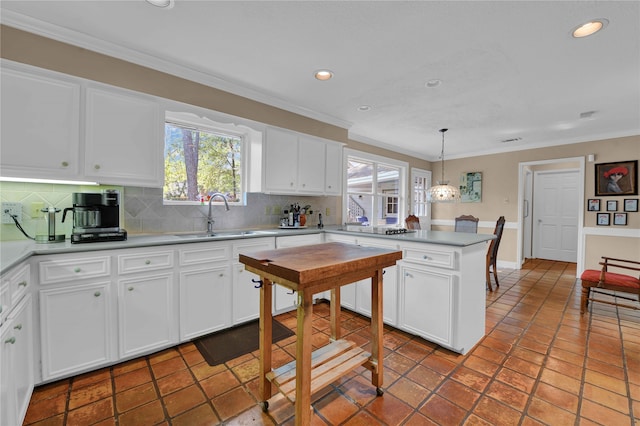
[404,247,456,270]
[8,262,31,306]
[118,251,173,274]
[179,244,230,266]
[39,256,111,285]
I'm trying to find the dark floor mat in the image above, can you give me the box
[194,318,295,366]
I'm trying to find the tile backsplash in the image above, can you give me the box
[0,182,340,241]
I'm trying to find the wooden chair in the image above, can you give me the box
[580,257,640,314]
[486,216,505,291]
[455,215,479,233]
[405,215,421,230]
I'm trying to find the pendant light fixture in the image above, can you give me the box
[427,128,461,203]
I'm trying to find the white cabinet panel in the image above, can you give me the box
[0,295,33,426]
[264,127,298,193]
[179,265,231,340]
[399,263,455,347]
[232,238,275,324]
[118,273,175,358]
[324,142,343,195]
[39,256,111,285]
[263,126,343,195]
[84,86,163,187]
[0,64,81,180]
[39,281,114,381]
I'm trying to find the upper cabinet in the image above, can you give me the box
[84,86,163,187]
[1,64,81,180]
[0,61,164,187]
[263,127,343,196]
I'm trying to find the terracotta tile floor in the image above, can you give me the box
[24,259,640,425]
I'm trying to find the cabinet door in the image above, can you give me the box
[354,238,399,326]
[179,265,231,340]
[232,264,262,325]
[325,142,343,195]
[0,66,80,179]
[264,127,298,193]
[297,135,326,194]
[398,263,454,347]
[40,282,114,380]
[84,86,162,187]
[119,273,176,358]
[1,317,15,426]
[7,295,33,425]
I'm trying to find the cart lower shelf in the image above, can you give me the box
[265,339,370,403]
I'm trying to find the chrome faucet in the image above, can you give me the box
[207,193,230,233]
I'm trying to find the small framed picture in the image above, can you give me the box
[606,200,618,211]
[587,199,600,211]
[597,213,610,226]
[613,213,627,226]
[624,199,638,212]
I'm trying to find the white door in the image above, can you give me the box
[533,170,579,262]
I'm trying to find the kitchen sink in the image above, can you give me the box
[173,230,277,239]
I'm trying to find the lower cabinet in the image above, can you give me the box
[39,281,114,381]
[179,265,231,340]
[232,238,275,324]
[119,273,176,358]
[1,295,34,426]
[398,262,455,347]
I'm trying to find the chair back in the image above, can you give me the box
[488,216,506,261]
[455,215,479,233]
[405,215,421,230]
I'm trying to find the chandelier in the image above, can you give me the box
[427,128,461,203]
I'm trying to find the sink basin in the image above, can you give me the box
[173,230,277,239]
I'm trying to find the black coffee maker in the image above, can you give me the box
[62,190,127,243]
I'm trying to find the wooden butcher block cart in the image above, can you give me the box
[239,242,403,425]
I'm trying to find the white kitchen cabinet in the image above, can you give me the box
[0,295,34,426]
[118,273,176,358]
[354,237,399,326]
[398,262,454,347]
[84,85,163,187]
[263,126,344,195]
[0,62,81,181]
[263,127,298,193]
[39,280,115,381]
[232,238,275,324]
[178,243,232,340]
[324,142,343,195]
[116,248,177,356]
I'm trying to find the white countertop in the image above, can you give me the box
[1,227,494,275]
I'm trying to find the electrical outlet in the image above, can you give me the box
[31,201,45,218]
[1,202,22,224]
[325,207,331,216]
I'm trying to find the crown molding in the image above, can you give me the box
[1,11,352,131]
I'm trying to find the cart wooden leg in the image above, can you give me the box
[295,289,314,425]
[371,269,384,392]
[259,277,273,408]
[330,287,342,341]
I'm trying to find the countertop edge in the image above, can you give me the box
[1,227,494,275]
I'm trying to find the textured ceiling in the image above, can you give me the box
[2,1,639,160]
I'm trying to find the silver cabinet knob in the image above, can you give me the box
[94,164,101,170]
[145,260,151,265]
[94,291,101,297]
[74,267,81,273]
[61,161,69,167]
[128,287,134,291]
[5,337,16,344]
[18,281,27,287]
[14,324,22,330]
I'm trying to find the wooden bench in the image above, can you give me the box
[580,257,640,314]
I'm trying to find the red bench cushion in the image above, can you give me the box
[581,269,640,289]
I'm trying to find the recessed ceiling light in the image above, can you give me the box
[357,105,372,112]
[572,18,608,38]
[146,0,174,9]
[425,79,442,88]
[314,70,333,81]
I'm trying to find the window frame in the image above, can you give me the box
[163,110,255,206]
[343,148,408,227]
